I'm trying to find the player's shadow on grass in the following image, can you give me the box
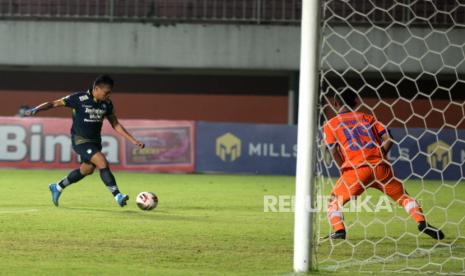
[60,206,207,222]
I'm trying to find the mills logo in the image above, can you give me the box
[427,140,451,170]
[216,133,241,162]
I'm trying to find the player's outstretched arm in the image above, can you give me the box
[107,114,145,149]
[24,99,65,116]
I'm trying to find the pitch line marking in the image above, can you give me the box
[0,209,38,214]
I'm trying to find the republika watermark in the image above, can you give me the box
[263,194,402,213]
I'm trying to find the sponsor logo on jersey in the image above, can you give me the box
[79,95,89,101]
[84,108,106,122]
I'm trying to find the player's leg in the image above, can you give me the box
[57,162,95,191]
[90,151,129,207]
[49,162,95,206]
[327,185,350,239]
[374,164,444,240]
[327,167,370,239]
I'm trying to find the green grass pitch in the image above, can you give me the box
[0,169,463,275]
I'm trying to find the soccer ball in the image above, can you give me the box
[136,192,158,211]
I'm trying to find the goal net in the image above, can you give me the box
[316,0,465,274]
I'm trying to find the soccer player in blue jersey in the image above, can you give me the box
[25,75,145,207]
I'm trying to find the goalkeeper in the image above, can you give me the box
[323,88,444,240]
[24,75,145,207]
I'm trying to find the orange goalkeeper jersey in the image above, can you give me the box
[323,111,387,169]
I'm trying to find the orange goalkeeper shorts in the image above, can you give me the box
[331,163,406,204]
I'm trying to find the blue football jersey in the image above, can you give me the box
[63,90,114,145]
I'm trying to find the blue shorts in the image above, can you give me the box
[72,142,102,164]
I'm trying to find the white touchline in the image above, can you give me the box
[0,209,38,214]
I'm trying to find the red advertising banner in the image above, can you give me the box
[0,116,195,172]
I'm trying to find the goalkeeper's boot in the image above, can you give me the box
[115,193,129,207]
[326,230,346,240]
[49,183,61,207]
[418,221,445,240]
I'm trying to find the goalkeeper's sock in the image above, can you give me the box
[418,221,445,240]
[100,168,120,196]
[330,216,345,232]
[57,169,85,191]
[401,198,425,224]
[328,198,345,232]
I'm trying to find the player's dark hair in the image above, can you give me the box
[93,74,114,88]
[333,87,358,109]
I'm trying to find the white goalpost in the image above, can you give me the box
[293,0,321,272]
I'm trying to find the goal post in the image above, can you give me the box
[293,0,322,273]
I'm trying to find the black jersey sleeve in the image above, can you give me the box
[63,93,82,109]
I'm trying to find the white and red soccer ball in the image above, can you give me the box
[136,191,158,211]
